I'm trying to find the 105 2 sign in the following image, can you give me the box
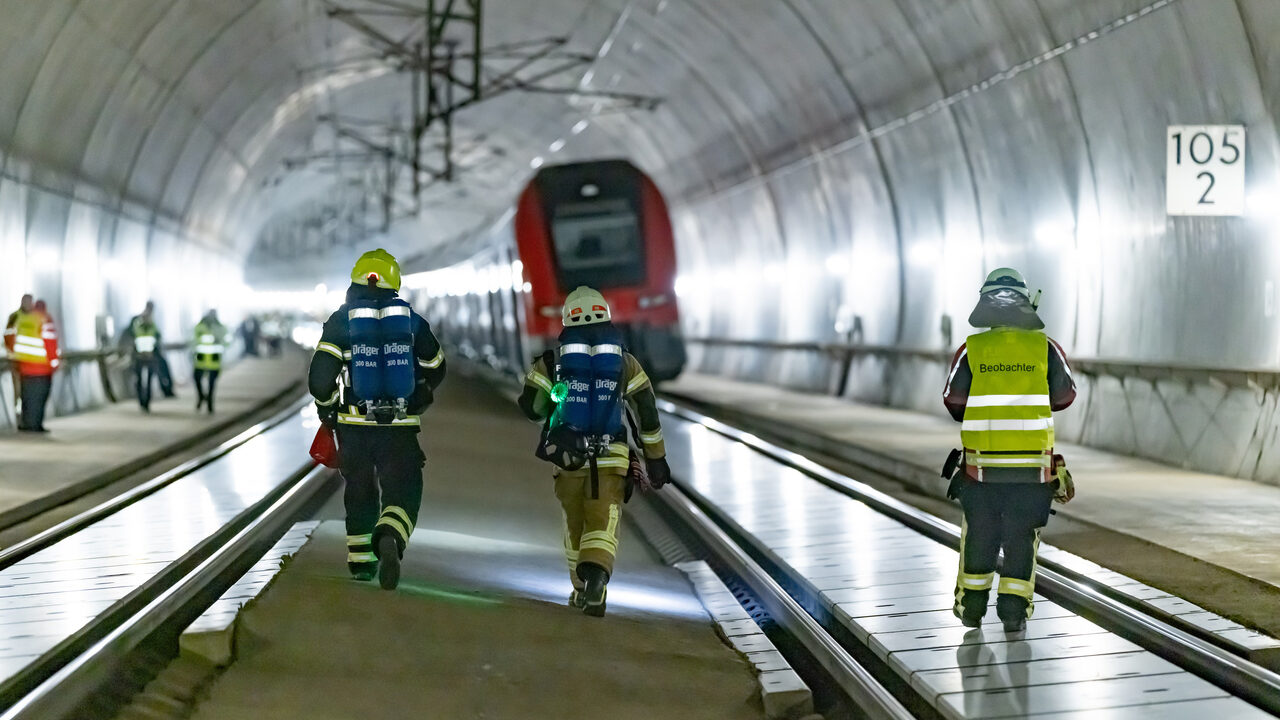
[1167,125,1245,216]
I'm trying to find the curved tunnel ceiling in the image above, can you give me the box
[14,0,1269,290]
[5,0,1280,478]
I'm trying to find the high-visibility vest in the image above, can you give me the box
[132,319,158,354]
[10,311,49,366]
[960,327,1054,473]
[193,322,225,370]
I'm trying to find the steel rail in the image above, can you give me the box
[652,484,915,720]
[0,396,310,569]
[657,398,1280,717]
[0,465,333,720]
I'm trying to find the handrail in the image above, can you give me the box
[0,342,192,406]
[685,336,1280,391]
[0,342,190,368]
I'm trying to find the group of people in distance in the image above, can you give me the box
[3,296,231,432]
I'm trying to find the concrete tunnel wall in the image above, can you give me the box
[3,0,1280,484]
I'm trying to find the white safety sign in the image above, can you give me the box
[1166,125,1245,216]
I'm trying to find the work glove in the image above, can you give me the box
[646,456,672,490]
[316,403,337,429]
[1052,454,1074,504]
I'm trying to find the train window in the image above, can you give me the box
[551,198,646,289]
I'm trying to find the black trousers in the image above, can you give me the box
[156,353,174,397]
[956,481,1054,619]
[133,358,157,410]
[336,425,425,570]
[194,369,219,410]
[18,374,51,430]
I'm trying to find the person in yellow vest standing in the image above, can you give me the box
[4,295,60,432]
[193,310,228,414]
[942,268,1077,633]
[120,303,162,413]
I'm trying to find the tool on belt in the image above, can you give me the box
[941,448,965,501]
[1052,453,1074,503]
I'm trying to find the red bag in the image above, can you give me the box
[309,425,340,468]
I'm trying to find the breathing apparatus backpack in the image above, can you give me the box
[538,325,626,470]
[347,296,415,424]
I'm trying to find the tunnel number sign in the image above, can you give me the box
[1167,125,1245,216]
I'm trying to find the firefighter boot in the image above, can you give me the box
[577,563,608,617]
[953,589,988,628]
[377,534,401,591]
[349,562,377,582]
[997,594,1029,633]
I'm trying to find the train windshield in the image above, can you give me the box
[551,198,645,289]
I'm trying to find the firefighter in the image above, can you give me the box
[4,295,59,432]
[193,310,228,414]
[943,268,1076,633]
[308,249,446,590]
[120,302,162,412]
[518,286,672,617]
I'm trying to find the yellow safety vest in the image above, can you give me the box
[193,323,225,370]
[960,327,1054,472]
[11,311,48,364]
[132,318,158,354]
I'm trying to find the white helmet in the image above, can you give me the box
[562,286,611,326]
[979,267,1031,299]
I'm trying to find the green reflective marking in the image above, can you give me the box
[395,580,504,607]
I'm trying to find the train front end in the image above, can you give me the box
[514,160,686,382]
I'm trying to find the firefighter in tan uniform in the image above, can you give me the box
[518,287,671,617]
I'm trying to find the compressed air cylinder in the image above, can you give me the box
[558,334,594,433]
[379,298,415,401]
[347,304,383,404]
[589,336,625,437]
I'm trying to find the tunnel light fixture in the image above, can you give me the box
[581,183,600,198]
[572,120,590,135]
[530,156,545,169]
[549,138,566,153]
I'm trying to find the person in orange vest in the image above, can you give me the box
[4,295,59,432]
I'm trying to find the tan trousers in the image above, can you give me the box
[555,465,626,590]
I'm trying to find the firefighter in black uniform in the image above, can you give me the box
[309,249,446,590]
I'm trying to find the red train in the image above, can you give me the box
[411,159,686,382]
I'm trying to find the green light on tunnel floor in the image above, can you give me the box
[394,580,505,607]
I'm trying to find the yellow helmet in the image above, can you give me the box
[351,249,401,291]
[562,286,611,326]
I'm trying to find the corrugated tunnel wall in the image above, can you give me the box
[3,0,1280,485]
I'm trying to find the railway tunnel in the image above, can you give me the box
[1,1,1280,718]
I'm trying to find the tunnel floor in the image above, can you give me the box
[186,374,766,720]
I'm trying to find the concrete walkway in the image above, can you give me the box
[0,353,305,528]
[664,373,1280,627]
[189,376,767,720]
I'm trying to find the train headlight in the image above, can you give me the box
[638,294,670,309]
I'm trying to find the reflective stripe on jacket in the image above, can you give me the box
[9,310,57,374]
[132,318,159,355]
[960,328,1054,475]
[193,322,226,370]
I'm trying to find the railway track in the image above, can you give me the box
[644,395,1280,719]
[0,402,335,719]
